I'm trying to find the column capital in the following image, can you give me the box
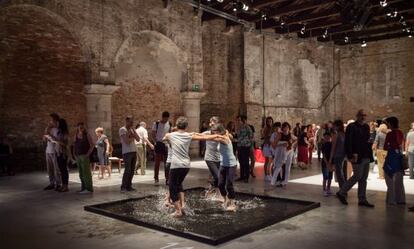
[84,84,119,95]
[180,91,206,100]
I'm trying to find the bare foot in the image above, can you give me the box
[171,211,183,218]
[226,204,237,212]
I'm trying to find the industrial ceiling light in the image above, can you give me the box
[217,0,224,2]
[344,36,349,43]
[242,3,249,11]
[262,14,267,20]
[322,28,329,38]
[380,0,387,7]
[361,40,367,47]
[300,24,306,35]
[392,9,398,18]
[280,16,285,26]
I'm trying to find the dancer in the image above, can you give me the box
[119,116,140,192]
[211,123,237,211]
[163,116,219,217]
[281,122,295,187]
[202,116,221,197]
[261,117,274,181]
[321,132,333,196]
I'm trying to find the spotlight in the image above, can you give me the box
[380,0,387,7]
[217,0,224,2]
[242,3,249,11]
[280,17,285,26]
[262,14,267,21]
[300,24,306,35]
[361,40,367,47]
[233,7,237,12]
[322,28,328,39]
[392,10,398,18]
[344,36,349,43]
[409,33,413,38]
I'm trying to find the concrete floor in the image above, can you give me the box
[1,160,413,249]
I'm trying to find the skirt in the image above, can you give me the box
[298,145,309,164]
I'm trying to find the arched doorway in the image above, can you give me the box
[0,5,89,169]
[112,30,188,142]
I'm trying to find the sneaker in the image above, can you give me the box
[78,190,93,194]
[43,185,54,190]
[358,200,375,208]
[336,192,348,205]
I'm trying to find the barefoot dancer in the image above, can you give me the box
[211,123,238,212]
[203,116,222,197]
[163,117,219,217]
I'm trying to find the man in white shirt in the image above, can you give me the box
[135,122,154,175]
[152,111,172,185]
[119,116,140,192]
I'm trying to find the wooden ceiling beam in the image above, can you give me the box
[248,0,336,22]
[335,31,412,45]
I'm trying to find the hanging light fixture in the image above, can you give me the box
[361,40,367,47]
[300,24,306,35]
[380,0,387,7]
[322,28,329,39]
[344,36,349,43]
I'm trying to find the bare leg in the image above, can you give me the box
[171,201,183,218]
[179,192,185,210]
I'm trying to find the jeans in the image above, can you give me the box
[121,152,137,190]
[76,155,93,191]
[205,161,220,187]
[321,160,333,180]
[57,154,69,185]
[333,156,345,189]
[339,158,370,202]
[237,146,250,180]
[218,166,236,199]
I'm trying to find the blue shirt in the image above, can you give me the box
[219,142,237,167]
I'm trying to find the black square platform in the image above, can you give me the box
[84,187,320,245]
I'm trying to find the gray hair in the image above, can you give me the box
[176,116,188,129]
[139,121,146,128]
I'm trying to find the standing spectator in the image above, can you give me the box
[383,117,406,205]
[135,122,154,176]
[336,110,375,207]
[248,123,256,178]
[293,122,301,165]
[261,117,274,181]
[329,120,346,189]
[152,111,172,185]
[119,116,140,192]
[73,122,95,194]
[307,124,315,166]
[199,121,209,157]
[95,127,111,179]
[297,126,309,169]
[236,115,253,183]
[406,122,414,179]
[43,113,61,190]
[316,124,324,161]
[226,121,238,156]
[54,119,70,192]
[321,132,333,196]
[372,124,388,179]
[0,136,13,176]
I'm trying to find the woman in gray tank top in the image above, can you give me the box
[329,120,346,189]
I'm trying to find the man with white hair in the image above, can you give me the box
[135,122,154,175]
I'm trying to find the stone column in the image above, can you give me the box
[84,84,119,140]
[181,91,206,157]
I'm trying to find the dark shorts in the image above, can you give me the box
[168,168,190,202]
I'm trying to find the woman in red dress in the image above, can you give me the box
[298,126,309,169]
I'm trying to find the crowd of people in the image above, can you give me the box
[35,108,414,215]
